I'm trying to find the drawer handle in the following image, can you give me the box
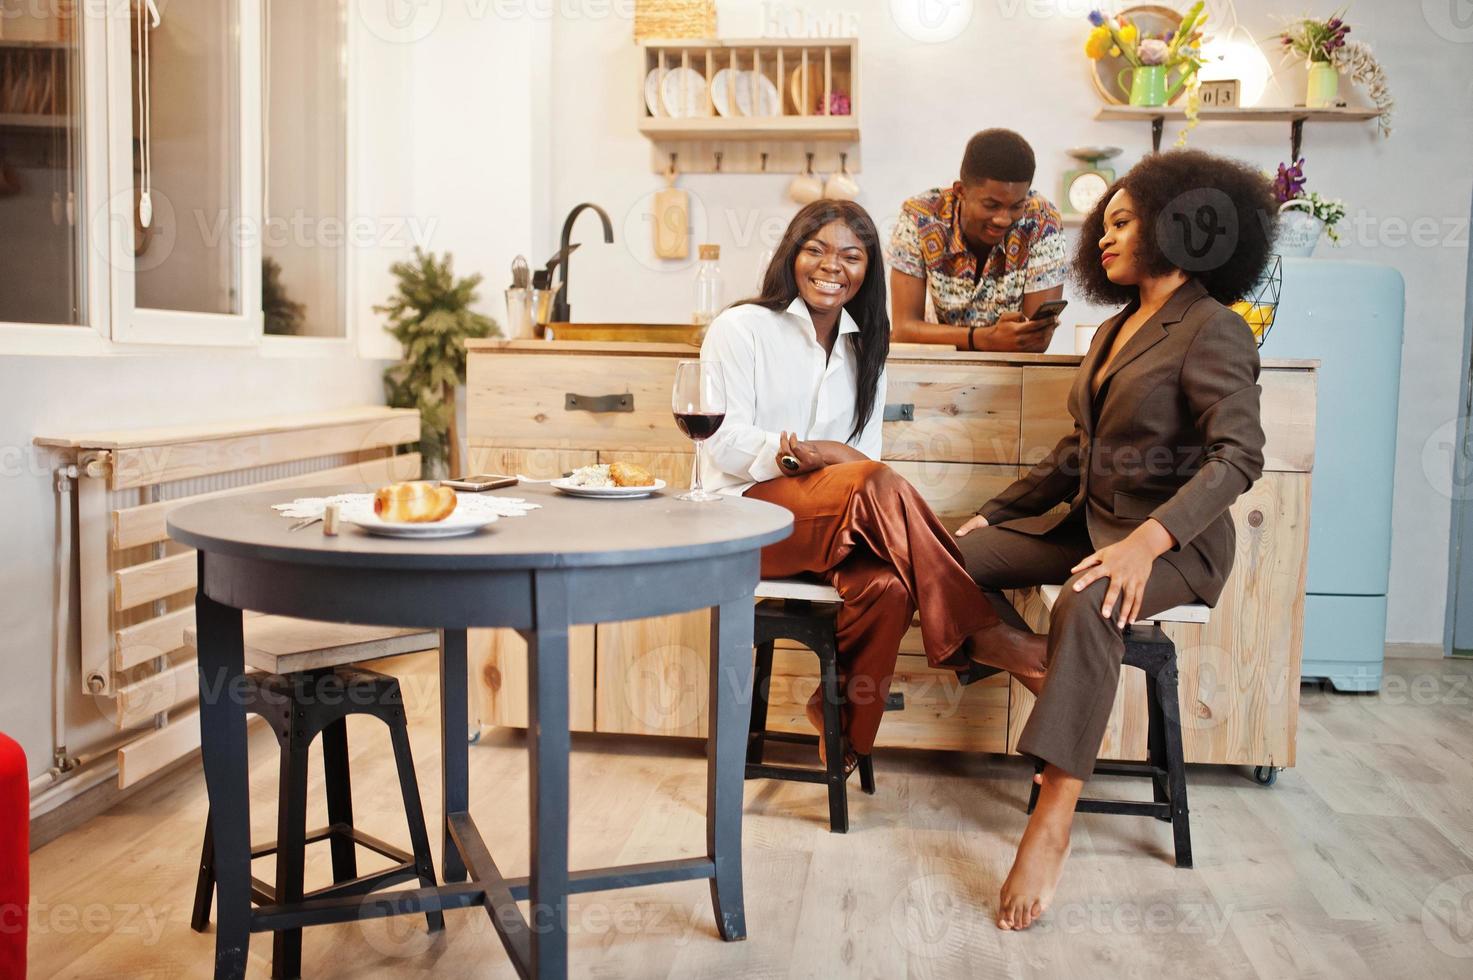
[565,393,633,414]
[883,403,915,422]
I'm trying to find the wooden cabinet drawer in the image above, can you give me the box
[467,353,686,453]
[762,647,1010,753]
[882,362,1021,464]
[888,461,1020,528]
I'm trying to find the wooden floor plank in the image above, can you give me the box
[27,655,1473,978]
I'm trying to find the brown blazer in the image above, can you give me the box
[979,278,1266,606]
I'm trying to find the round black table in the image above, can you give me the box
[169,482,793,979]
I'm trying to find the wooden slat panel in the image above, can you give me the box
[888,461,1019,527]
[113,661,197,729]
[108,413,420,490]
[114,551,195,612]
[36,406,417,450]
[1019,366,1075,465]
[466,353,686,453]
[116,711,268,789]
[760,650,1011,752]
[112,452,421,550]
[882,362,1022,464]
[1017,365,1315,473]
[1005,470,1309,767]
[114,606,193,673]
[596,610,712,737]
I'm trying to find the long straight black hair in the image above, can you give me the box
[735,199,890,442]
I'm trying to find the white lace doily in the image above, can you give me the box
[272,493,540,521]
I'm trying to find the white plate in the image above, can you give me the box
[710,68,737,117]
[709,70,783,118]
[643,67,666,117]
[733,71,780,117]
[338,497,500,538]
[660,67,710,118]
[551,478,667,499]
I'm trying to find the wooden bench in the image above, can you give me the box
[35,407,423,789]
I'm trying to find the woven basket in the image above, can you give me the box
[634,0,716,41]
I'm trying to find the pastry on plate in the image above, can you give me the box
[373,481,458,523]
[609,461,655,487]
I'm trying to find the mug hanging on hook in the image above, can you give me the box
[823,153,858,201]
[788,152,822,205]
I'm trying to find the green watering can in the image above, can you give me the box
[1117,64,1189,107]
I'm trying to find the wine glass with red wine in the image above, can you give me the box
[671,360,727,502]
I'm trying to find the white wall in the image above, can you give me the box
[541,1,1472,647]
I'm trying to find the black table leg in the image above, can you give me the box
[440,629,470,884]
[195,553,251,979]
[527,571,572,978]
[708,596,753,941]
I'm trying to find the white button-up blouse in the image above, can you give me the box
[697,296,886,496]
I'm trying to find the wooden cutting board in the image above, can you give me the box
[652,171,689,260]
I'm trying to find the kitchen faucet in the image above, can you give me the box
[551,202,614,323]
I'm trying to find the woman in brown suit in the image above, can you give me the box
[955,150,1278,930]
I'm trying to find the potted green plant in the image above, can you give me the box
[1278,10,1393,133]
[377,248,498,478]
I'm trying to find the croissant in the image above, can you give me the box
[373,482,458,523]
[609,461,655,487]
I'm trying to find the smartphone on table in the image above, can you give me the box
[442,474,518,491]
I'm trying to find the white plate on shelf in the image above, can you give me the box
[733,71,781,117]
[710,68,738,117]
[660,67,710,118]
[551,478,667,499]
[643,67,666,117]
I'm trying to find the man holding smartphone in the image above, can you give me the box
[888,129,1067,352]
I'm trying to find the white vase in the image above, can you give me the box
[1276,199,1324,258]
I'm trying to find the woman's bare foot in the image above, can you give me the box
[805,696,857,771]
[997,765,1082,931]
[969,621,1048,692]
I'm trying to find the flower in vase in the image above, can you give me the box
[1138,38,1169,65]
[1087,9,1105,27]
[1085,25,1113,59]
[1273,158,1307,203]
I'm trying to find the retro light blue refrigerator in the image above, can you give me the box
[1258,259,1404,691]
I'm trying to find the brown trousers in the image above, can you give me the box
[744,460,997,753]
[956,512,1198,780]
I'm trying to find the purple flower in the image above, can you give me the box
[1273,159,1307,203]
[1164,29,1175,42]
[1088,10,1105,26]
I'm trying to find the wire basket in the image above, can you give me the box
[1230,254,1283,348]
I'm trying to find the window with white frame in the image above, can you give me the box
[262,0,348,338]
[0,0,351,346]
[0,1,86,326]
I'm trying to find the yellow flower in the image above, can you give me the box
[1110,45,1121,57]
[1084,25,1112,59]
[1119,23,1138,46]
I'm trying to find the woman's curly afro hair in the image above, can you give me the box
[1072,149,1278,306]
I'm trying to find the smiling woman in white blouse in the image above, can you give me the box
[699,200,1046,770]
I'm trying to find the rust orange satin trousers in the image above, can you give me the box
[743,460,999,753]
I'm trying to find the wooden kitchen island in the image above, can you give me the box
[464,338,1317,770]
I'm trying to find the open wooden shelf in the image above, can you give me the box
[0,38,71,50]
[639,37,858,173]
[637,114,858,142]
[0,112,68,130]
[1096,104,1382,156]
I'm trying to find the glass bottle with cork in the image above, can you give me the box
[692,244,723,342]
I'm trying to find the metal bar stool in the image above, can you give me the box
[745,579,875,833]
[1021,584,1208,869]
[189,664,443,979]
